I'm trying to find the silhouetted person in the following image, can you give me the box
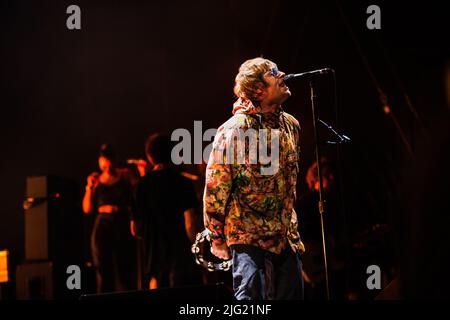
[132,133,202,289]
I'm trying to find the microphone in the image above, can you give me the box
[127,159,147,165]
[318,119,351,145]
[283,68,333,82]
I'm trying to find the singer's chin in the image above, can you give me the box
[281,90,291,103]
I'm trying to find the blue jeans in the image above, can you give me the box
[230,244,304,300]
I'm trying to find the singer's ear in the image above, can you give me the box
[254,88,267,101]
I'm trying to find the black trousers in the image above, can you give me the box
[91,213,137,293]
[230,244,304,300]
[143,249,203,289]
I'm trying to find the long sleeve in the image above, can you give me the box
[288,208,305,253]
[203,127,234,245]
[284,112,305,253]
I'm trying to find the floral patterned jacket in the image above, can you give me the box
[203,98,305,254]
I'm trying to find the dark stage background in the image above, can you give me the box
[0,0,448,295]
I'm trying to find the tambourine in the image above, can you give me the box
[191,229,232,272]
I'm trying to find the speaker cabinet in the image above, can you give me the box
[24,176,82,262]
[18,176,84,300]
[16,262,54,300]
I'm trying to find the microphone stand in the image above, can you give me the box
[309,79,331,300]
[287,68,348,300]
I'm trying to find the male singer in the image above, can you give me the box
[204,57,305,300]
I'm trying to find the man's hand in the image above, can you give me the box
[211,241,231,260]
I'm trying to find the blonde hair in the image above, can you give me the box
[233,57,277,101]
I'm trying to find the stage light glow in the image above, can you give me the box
[0,250,9,283]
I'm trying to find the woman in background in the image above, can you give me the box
[82,144,137,293]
